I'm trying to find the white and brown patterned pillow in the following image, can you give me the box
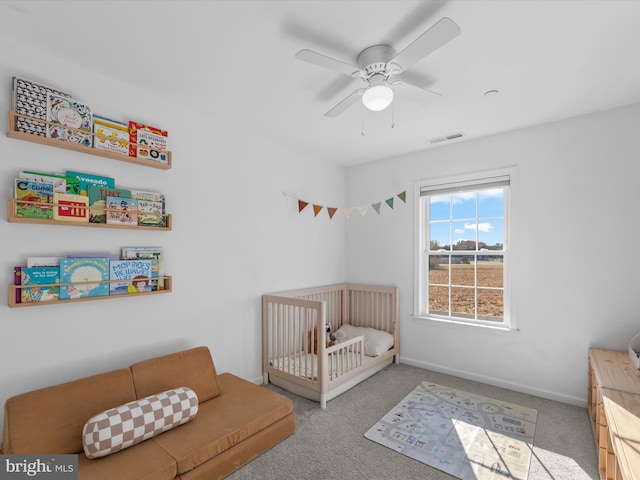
[82,387,198,459]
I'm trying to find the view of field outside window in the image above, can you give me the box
[426,186,505,323]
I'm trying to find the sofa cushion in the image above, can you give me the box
[78,437,177,480]
[83,387,199,459]
[130,346,221,402]
[2,369,136,454]
[150,373,294,475]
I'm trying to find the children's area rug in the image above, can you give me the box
[364,381,538,480]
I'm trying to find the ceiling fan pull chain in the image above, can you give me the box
[361,112,366,136]
[391,103,395,129]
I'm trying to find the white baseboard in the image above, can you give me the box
[400,356,587,408]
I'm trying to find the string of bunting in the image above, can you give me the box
[284,191,406,219]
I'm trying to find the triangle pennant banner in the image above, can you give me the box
[286,190,405,220]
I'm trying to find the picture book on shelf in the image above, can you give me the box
[14,179,54,219]
[27,257,61,267]
[87,185,131,223]
[106,197,137,225]
[13,266,25,304]
[109,259,155,295]
[20,266,60,303]
[12,76,71,137]
[66,171,115,196]
[121,247,164,290]
[137,199,165,227]
[128,121,168,163]
[59,257,109,300]
[130,190,165,213]
[53,193,89,222]
[19,171,67,193]
[46,93,93,146]
[93,115,129,155]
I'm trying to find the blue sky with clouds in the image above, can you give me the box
[429,188,504,249]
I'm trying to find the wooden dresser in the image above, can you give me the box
[588,348,640,480]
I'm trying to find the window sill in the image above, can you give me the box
[411,315,520,336]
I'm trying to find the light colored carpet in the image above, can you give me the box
[364,381,537,480]
[226,363,598,480]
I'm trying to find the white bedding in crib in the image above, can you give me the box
[271,353,372,380]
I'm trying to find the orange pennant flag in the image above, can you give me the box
[298,200,309,212]
[313,204,323,217]
[397,191,407,203]
[327,207,337,219]
[343,207,353,219]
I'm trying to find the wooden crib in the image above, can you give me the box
[262,283,399,408]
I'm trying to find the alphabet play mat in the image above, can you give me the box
[364,381,537,480]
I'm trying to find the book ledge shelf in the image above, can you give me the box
[7,111,172,170]
[7,199,172,231]
[8,276,172,308]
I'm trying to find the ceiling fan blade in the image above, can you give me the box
[324,88,366,117]
[295,49,361,77]
[393,73,442,96]
[390,17,461,72]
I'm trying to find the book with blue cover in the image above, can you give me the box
[59,257,110,300]
[20,267,60,303]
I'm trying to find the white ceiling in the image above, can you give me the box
[3,0,640,166]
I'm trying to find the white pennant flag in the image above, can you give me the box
[356,205,368,217]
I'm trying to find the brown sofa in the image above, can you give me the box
[1,346,295,479]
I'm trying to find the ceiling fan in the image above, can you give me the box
[295,17,461,117]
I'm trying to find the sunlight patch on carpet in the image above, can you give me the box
[364,381,537,480]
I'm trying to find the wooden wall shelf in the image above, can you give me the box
[7,111,171,170]
[7,199,172,231]
[9,276,172,308]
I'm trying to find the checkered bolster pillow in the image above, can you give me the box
[82,386,199,459]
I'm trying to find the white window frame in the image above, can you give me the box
[413,168,516,331]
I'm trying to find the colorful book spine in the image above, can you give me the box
[13,266,25,304]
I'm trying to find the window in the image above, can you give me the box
[415,171,513,329]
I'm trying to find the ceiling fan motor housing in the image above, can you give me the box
[358,45,397,78]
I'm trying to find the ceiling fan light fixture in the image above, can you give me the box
[362,85,394,111]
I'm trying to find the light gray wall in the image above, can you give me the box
[0,37,345,429]
[345,103,640,406]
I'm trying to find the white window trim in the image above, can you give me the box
[413,167,518,332]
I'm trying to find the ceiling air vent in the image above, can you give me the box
[429,132,464,144]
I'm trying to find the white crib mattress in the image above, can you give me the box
[271,353,372,380]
